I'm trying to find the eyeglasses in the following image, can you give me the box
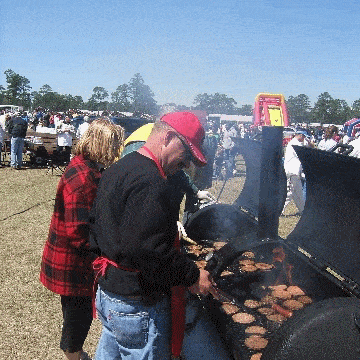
[175,134,193,162]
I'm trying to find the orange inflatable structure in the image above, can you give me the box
[253,93,289,127]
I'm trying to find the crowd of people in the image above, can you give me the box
[281,123,360,216]
[0,108,127,169]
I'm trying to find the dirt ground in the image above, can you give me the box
[0,163,300,359]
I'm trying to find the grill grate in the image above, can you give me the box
[185,238,352,360]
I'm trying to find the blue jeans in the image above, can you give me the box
[10,137,25,168]
[95,287,171,360]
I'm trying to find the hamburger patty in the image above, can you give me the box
[260,295,277,305]
[239,259,255,266]
[297,295,313,304]
[257,307,275,316]
[220,270,234,277]
[245,335,268,350]
[287,285,305,296]
[283,299,304,311]
[255,262,274,270]
[266,313,286,323]
[245,326,267,335]
[250,353,263,360]
[242,251,255,258]
[244,299,260,308]
[272,289,292,300]
[221,302,239,315]
[232,312,255,324]
[241,264,258,272]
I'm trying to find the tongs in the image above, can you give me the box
[177,221,197,245]
[215,287,238,305]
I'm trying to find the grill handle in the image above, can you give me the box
[353,313,360,333]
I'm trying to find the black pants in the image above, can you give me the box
[56,146,72,163]
[60,295,93,353]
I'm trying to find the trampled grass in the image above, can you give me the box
[0,167,102,359]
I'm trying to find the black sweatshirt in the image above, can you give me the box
[7,116,28,138]
[90,151,200,299]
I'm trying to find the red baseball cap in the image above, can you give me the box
[160,111,207,166]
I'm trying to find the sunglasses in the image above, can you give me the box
[175,134,194,162]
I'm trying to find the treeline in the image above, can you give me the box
[286,93,360,125]
[0,70,159,115]
[1,69,360,124]
[0,69,252,116]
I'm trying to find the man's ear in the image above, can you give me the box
[164,130,176,147]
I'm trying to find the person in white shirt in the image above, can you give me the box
[221,123,236,176]
[56,116,75,163]
[348,132,360,159]
[76,116,90,139]
[53,113,62,129]
[282,130,308,215]
[317,125,338,151]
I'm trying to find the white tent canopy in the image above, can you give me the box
[208,114,253,123]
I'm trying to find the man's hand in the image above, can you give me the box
[188,269,220,300]
[197,190,216,203]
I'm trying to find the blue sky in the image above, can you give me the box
[1,0,360,108]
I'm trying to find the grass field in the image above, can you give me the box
[0,164,299,359]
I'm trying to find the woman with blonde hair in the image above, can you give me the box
[40,118,124,360]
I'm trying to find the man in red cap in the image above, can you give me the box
[90,112,219,360]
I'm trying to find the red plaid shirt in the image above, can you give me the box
[40,155,101,296]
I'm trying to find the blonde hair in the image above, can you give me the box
[74,118,124,167]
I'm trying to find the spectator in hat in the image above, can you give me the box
[40,118,125,360]
[282,129,308,216]
[90,111,219,360]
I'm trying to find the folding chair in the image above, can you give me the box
[46,149,69,175]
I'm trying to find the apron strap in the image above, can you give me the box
[92,256,139,318]
[171,232,186,358]
[141,146,167,179]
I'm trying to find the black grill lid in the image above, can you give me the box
[262,297,360,360]
[233,137,262,217]
[288,146,360,287]
[233,128,287,221]
[184,203,258,242]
